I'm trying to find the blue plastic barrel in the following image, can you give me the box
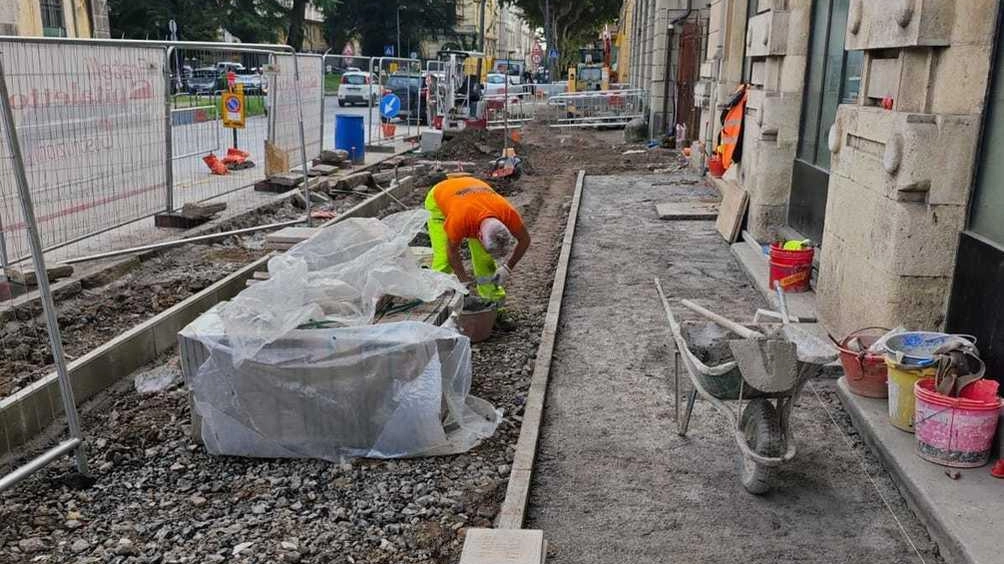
[335,114,365,164]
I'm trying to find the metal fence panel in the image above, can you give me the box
[271,53,323,168]
[368,57,423,146]
[543,89,648,128]
[484,91,540,130]
[0,40,168,263]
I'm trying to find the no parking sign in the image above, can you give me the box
[222,84,246,129]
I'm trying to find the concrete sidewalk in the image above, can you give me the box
[525,173,939,563]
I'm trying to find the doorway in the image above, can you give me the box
[788,0,862,243]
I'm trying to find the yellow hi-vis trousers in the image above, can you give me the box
[424,188,506,302]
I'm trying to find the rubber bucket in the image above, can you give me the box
[381,123,397,138]
[834,327,889,398]
[457,308,497,343]
[768,244,814,293]
[886,360,936,432]
[708,155,725,178]
[334,114,366,164]
[914,378,1001,467]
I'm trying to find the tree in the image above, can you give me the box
[503,0,621,69]
[320,0,456,57]
[225,0,288,44]
[108,0,223,41]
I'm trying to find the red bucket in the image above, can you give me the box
[769,243,814,293]
[833,327,889,398]
[914,378,1001,468]
[708,155,725,178]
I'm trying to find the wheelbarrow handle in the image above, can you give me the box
[680,299,765,340]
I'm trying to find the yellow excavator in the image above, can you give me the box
[567,45,611,92]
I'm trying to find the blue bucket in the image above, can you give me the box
[335,114,365,164]
[883,332,977,368]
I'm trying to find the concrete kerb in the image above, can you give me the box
[496,170,585,530]
[835,377,997,564]
[0,173,421,461]
[0,149,413,325]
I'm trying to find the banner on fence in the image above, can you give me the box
[0,41,167,259]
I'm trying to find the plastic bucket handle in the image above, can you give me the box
[831,327,889,381]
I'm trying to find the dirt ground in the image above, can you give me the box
[0,126,674,564]
[525,173,942,564]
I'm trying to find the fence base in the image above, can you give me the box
[153,212,213,230]
[365,144,399,154]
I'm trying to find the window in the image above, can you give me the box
[40,0,66,37]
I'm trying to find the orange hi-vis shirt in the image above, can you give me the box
[433,178,525,245]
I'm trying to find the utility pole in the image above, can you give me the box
[396,4,403,59]
[544,0,551,81]
[478,0,487,79]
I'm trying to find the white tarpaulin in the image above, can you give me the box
[179,210,500,460]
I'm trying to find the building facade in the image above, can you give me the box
[422,1,535,65]
[629,0,1004,382]
[0,0,110,38]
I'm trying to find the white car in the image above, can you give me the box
[484,73,521,96]
[337,71,381,107]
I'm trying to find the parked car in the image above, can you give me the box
[188,68,221,95]
[384,73,426,124]
[235,69,264,94]
[337,71,381,106]
[215,61,246,74]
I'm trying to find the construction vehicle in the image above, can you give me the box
[568,45,610,92]
[429,50,487,136]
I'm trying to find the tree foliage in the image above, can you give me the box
[503,0,620,68]
[108,0,336,48]
[320,0,456,57]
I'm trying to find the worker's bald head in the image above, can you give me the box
[479,218,514,259]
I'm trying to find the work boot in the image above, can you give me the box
[494,307,518,333]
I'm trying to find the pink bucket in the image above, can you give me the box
[914,379,1001,468]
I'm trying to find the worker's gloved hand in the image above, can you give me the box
[492,265,512,286]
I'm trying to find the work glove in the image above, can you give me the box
[492,265,512,286]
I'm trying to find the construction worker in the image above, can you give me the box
[424,176,530,303]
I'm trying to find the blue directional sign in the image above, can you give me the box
[380,93,401,119]
[384,45,396,57]
[547,47,559,61]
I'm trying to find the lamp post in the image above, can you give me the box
[396,5,404,58]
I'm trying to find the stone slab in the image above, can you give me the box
[655,202,719,220]
[265,227,320,245]
[269,172,305,187]
[459,529,545,564]
[154,212,210,230]
[712,176,749,243]
[836,377,1003,564]
[4,264,74,286]
[310,163,339,176]
[730,239,817,322]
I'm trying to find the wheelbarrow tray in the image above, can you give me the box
[677,321,773,400]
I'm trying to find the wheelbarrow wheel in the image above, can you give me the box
[738,399,782,495]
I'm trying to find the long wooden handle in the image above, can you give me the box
[680,299,764,340]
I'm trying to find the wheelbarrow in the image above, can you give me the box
[654,278,836,494]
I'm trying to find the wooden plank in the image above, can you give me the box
[459,529,545,564]
[713,177,749,243]
[655,202,719,220]
[496,170,585,530]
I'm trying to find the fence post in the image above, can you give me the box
[291,53,312,227]
[320,49,331,153]
[0,214,8,270]
[164,47,175,213]
[0,53,90,477]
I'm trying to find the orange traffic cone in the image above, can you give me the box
[203,153,229,175]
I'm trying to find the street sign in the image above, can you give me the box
[547,47,559,61]
[380,93,401,119]
[221,85,246,129]
[384,45,396,57]
[226,70,237,89]
[531,52,543,65]
[532,42,543,59]
[342,43,354,57]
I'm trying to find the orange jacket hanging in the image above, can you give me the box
[718,85,748,169]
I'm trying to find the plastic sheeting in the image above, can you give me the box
[218,209,466,365]
[178,210,500,460]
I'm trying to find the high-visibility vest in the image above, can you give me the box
[719,87,748,169]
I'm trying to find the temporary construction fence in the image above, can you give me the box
[0,37,313,493]
[368,57,424,147]
[0,53,89,492]
[542,89,649,128]
[483,91,540,131]
[0,37,315,268]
